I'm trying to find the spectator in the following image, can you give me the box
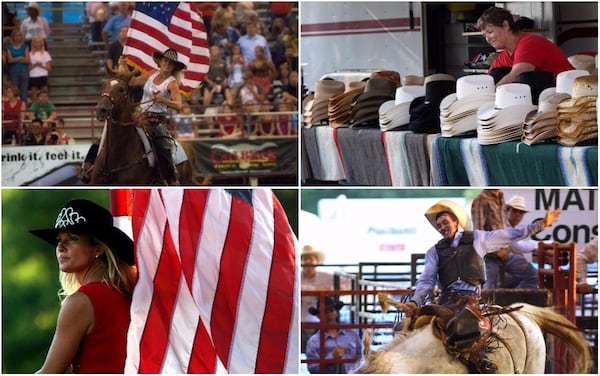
[249,46,276,97]
[267,17,287,67]
[210,20,241,60]
[23,117,46,145]
[2,83,26,144]
[20,2,50,48]
[205,45,227,89]
[305,296,362,374]
[172,101,196,139]
[102,2,131,47]
[106,26,128,70]
[53,117,73,145]
[28,34,51,103]
[6,29,30,103]
[202,76,233,131]
[238,21,271,64]
[281,69,299,107]
[269,2,293,27]
[29,90,57,129]
[238,71,265,135]
[471,189,509,289]
[576,237,598,293]
[275,100,295,136]
[281,43,298,72]
[2,3,19,39]
[218,103,241,138]
[86,2,108,44]
[195,2,219,37]
[277,61,291,87]
[226,42,246,98]
[500,195,540,289]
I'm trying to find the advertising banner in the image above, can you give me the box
[2,144,90,186]
[188,137,298,176]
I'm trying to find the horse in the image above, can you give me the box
[352,294,590,374]
[91,64,200,185]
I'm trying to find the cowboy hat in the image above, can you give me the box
[29,199,135,265]
[556,69,590,95]
[424,199,471,232]
[308,296,344,316]
[25,2,41,11]
[301,245,325,264]
[153,48,186,71]
[506,196,530,212]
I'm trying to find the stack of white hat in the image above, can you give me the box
[379,85,425,131]
[522,69,589,145]
[476,83,537,145]
[440,74,495,137]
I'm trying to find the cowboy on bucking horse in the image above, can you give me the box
[402,199,561,373]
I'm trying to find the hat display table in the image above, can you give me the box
[302,126,598,186]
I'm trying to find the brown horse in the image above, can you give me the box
[91,64,200,185]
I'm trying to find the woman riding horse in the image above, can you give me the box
[127,48,185,185]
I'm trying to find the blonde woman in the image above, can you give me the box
[129,48,185,185]
[30,199,136,373]
[28,35,52,102]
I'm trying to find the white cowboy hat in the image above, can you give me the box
[440,74,495,119]
[556,69,590,95]
[568,54,596,74]
[380,85,425,131]
[477,83,536,121]
[506,195,530,212]
[301,245,325,264]
[424,199,472,232]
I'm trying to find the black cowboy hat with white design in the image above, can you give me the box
[153,48,186,71]
[308,296,344,316]
[29,199,135,265]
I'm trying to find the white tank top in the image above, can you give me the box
[140,71,176,113]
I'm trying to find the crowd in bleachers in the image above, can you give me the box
[2,2,71,145]
[173,1,300,139]
[2,2,299,146]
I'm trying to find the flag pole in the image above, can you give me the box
[110,189,134,240]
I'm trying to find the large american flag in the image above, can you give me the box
[118,189,298,373]
[123,2,210,94]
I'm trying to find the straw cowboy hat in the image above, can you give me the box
[29,199,135,265]
[371,70,402,88]
[568,54,596,74]
[153,48,186,71]
[328,81,366,128]
[424,199,471,232]
[301,245,325,264]
[556,75,597,146]
[26,2,41,12]
[304,79,345,128]
[506,195,530,212]
[521,90,570,145]
[308,296,344,316]
[379,85,425,131]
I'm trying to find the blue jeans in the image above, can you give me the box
[484,252,538,289]
[9,67,29,102]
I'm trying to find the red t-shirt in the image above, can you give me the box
[489,33,574,79]
[2,99,24,130]
[71,282,131,374]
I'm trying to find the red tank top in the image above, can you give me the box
[71,282,131,374]
[2,99,24,130]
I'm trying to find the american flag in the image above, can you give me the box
[123,2,210,94]
[121,189,298,373]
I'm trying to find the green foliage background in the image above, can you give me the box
[1,189,298,373]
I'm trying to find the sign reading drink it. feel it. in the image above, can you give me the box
[2,145,90,186]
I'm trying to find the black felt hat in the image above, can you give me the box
[29,199,135,265]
